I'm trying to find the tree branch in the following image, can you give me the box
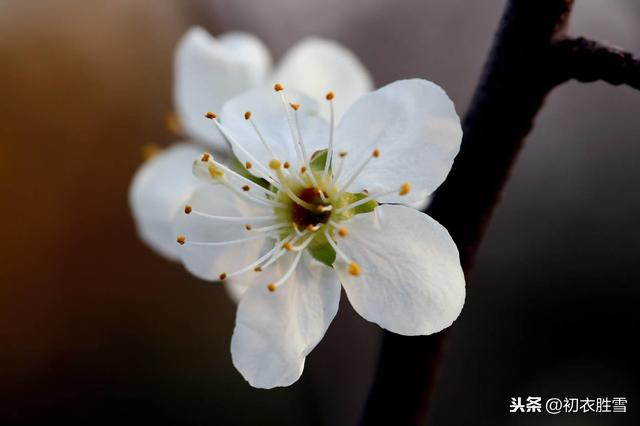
[554,37,640,89]
[360,0,639,424]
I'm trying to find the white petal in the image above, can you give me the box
[231,252,341,388]
[272,37,373,120]
[174,184,275,281]
[220,87,329,177]
[334,79,462,204]
[129,143,202,260]
[174,27,272,149]
[335,204,465,336]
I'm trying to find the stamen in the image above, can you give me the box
[219,272,227,281]
[273,169,317,211]
[337,148,380,194]
[245,161,252,169]
[205,112,217,119]
[247,114,278,159]
[184,205,192,214]
[248,223,291,233]
[223,240,287,280]
[269,159,281,170]
[189,211,275,223]
[244,224,252,231]
[338,227,348,237]
[221,178,286,208]
[335,182,410,214]
[290,107,325,201]
[242,185,250,192]
[290,103,300,111]
[322,91,335,181]
[274,83,284,92]
[323,229,355,266]
[348,262,362,276]
[266,240,310,292]
[283,161,290,169]
[399,182,411,196]
[333,152,348,182]
[181,233,276,247]
[201,153,211,162]
[209,117,281,189]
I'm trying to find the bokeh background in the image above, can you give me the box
[1,0,639,425]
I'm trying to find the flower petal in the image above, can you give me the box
[335,204,465,336]
[174,184,275,281]
[220,87,329,177]
[334,79,462,204]
[231,252,341,388]
[174,27,272,149]
[129,143,202,260]
[272,37,373,120]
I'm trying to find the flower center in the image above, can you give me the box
[291,187,331,228]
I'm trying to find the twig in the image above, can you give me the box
[360,1,639,424]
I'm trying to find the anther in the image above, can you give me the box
[219,272,227,281]
[242,185,250,192]
[290,103,300,111]
[201,153,211,162]
[245,161,252,169]
[284,242,293,251]
[399,182,411,196]
[184,205,192,214]
[306,224,320,232]
[254,266,262,272]
[373,149,380,158]
[338,227,348,237]
[244,111,251,120]
[316,205,333,213]
[176,235,186,245]
[244,224,252,231]
[268,283,277,292]
[339,151,348,158]
[274,83,284,92]
[348,261,361,276]
[269,159,281,170]
[326,91,335,101]
[205,112,217,119]
[283,161,290,169]
[300,166,307,174]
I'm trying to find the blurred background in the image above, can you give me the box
[1,0,639,425]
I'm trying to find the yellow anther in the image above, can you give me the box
[268,283,277,292]
[141,143,161,161]
[201,152,211,162]
[348,262,361,276]
[242,185,250,192]
[338,227,348,237]
[274,83,284,92]
[219,272,227,281]
[290,103,300,111]
[399,182,411,196]
[326,91,335,101]
[306,224,319,232]
[244,111,252,120]
[284,242,293,251]
[254,266,262,272]
[184,205,192,214]
[269,159,281,170]
[208,164,224,178]
[316,205,326,213]
[372,149,380,158]
[176,235,186,245]
[283,161,290,169]
[244,224,252,231]
[245,161,252,169]
[205,112,217,119]
[300,166,307,174]
[339,151,348,158]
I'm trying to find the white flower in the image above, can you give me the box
[176,79,466,388]
[129,27,373,261]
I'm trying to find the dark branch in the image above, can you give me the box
[554,37,640,90]
[359,0,638,424]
